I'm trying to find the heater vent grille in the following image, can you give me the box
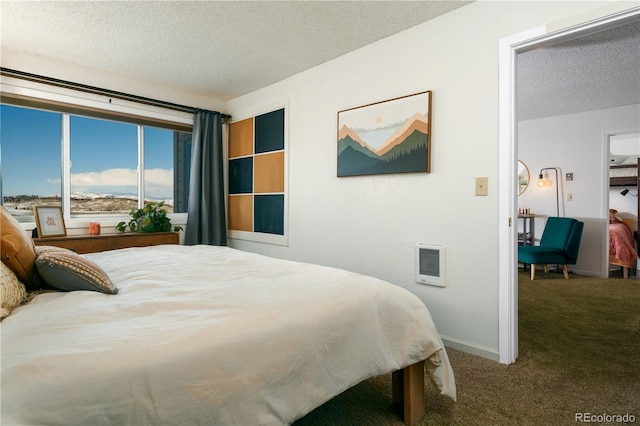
[416,243,445,287]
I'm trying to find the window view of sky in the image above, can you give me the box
[1,105,174,201]
[1,106,61,196]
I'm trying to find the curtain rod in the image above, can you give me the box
[1,67,230,119]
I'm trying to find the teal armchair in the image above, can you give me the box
[518,217,584,280]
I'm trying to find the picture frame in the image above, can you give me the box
[33,206,67,238]
[337,91,432,177]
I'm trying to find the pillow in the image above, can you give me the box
[0,205,43,291]
[35,247,118,294]
[609,209,622,224]
[1,261,28,320]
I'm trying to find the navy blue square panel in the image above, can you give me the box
[254,194,284,235]
[228,157,253,194]
[255,108,284,154]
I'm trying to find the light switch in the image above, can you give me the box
[475,177,488,196]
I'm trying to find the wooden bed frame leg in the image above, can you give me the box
[391,360,425,425]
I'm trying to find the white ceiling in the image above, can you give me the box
[517,20,640,121]
[1,1,638,119]
[0,0,472,101]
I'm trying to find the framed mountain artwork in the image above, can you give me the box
[337,91,431,177]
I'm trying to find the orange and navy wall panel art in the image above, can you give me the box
[228,108,285,237]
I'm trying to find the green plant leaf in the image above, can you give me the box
[118,202,177,234]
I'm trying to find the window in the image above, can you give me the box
[70,115,138,213]
[144,126,174,208]
[1,105,62,217]
[1,104,191,219]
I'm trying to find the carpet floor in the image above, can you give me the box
[295,270,640,425]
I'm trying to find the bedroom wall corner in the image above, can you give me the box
[225,1,627,360]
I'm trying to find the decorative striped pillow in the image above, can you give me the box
[35,247,118,294]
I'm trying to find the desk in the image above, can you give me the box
[518,214,536,246]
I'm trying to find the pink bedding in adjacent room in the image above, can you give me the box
[609,215,637,268]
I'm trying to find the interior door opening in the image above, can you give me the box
[607,130,640,278]
[499,6,640,364]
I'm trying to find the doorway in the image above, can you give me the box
[607,130,640,278]
[498,6,640,364]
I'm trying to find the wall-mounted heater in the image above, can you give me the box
[416,243,446,287]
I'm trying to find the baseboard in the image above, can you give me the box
[440,335,500,362]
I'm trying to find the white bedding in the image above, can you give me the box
[1,245,455,425]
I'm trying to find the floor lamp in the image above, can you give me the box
[536,167,563,217]
[537,167,564,274]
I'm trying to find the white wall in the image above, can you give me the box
[225,1,628,359]
[518,104,640,277]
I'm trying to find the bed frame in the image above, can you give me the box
[609,163,638,187]
[392,360,426,425]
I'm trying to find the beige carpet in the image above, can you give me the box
[295,271,640,425]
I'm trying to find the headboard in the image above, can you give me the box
[621,217,635,237]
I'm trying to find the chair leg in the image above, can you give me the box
[562,264,569,279]
[530,265,536,280]
[543,265,548,274]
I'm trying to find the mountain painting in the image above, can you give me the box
[337,91,431,177]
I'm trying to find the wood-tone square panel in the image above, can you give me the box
[229,118,254,158]
[228,195,253,232]
[254,152,284,193]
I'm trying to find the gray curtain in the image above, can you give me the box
[185,110,227,246]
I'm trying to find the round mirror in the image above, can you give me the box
[518,160,530,195]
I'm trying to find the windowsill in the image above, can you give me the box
[19,213,188,240]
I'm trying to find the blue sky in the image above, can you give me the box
[1,105,174,199]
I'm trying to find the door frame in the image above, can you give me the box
[497,6,640,364]
[604,128,640,277]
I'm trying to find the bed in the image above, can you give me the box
[609,156,638,187]
[609,163,638,186]
[1,237,456,425]
[609,209,638,278]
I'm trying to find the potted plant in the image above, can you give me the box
[116,201,182,233]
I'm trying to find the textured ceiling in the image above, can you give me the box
[517,21,640,121]
[1,1,637,118]
[0,0,472,101]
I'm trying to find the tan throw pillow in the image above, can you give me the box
[35,247,118,294]
[0,205,43,291]
[1,261,28,320]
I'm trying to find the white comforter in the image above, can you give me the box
[1,245,455,425]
